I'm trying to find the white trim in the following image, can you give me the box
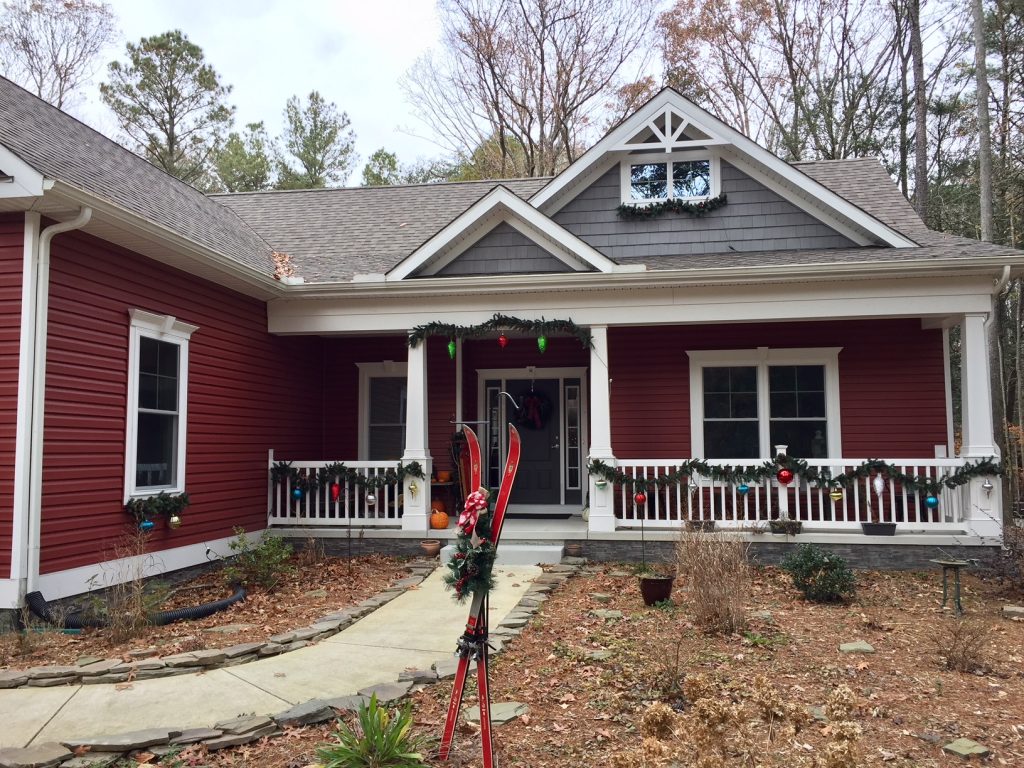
[618,150,720,205]
[686,347,842,458]
[10,214,39,585]
[33,533,240,602]
[0,577,20,608]
[475,367,589,504]
[385,186,628,281]
[942,327,955,456]
[0,143,46,198]
[124,309,198,501]
[530,89,916,249]
[356,361,408,460]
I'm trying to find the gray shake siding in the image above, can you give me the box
[435,221,576,276]
[553,161,855,260]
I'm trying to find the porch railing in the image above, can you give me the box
[612,458,971,531]
[268,457,403,527]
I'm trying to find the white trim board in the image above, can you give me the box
[34,533,242,602]
[0,143,46,198]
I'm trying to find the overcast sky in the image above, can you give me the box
[78,0,443,184]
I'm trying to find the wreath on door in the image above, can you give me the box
[514,391,553,431]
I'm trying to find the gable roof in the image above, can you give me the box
[213,178,549,282]
[0,76,275,276]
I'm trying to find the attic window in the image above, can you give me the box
[620,151,718,205]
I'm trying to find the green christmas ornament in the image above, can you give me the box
[448,339,456,359]
[537,335,547,353]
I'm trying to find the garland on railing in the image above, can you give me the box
[616,193,727,220]
[407,313,592,349]
[587,455,1001,498]
[270,460,425,493]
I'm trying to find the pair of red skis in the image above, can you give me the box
[439,424,521,768]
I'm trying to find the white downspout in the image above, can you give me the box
[23,207,92,595]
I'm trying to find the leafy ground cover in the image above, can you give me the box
[0,549,412,669]
[202,562,1024,767]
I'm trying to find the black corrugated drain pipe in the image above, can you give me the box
[24,584,246,629]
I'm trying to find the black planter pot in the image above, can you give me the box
[861,522,897,536]
[638,575,675,606]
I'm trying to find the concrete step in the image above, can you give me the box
[440,542,565,566]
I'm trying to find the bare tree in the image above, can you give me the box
[973,0,993,241]
[0,0,118,109]
[909,0,929,216]
[403,0,659,178]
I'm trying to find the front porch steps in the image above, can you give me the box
[440,540,565,566]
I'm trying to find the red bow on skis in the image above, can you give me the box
[458,488,489,535]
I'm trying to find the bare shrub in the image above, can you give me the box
[675,530,750,633]
[935,618,993,673]
[295,535,325,568]
[86,528,160,643]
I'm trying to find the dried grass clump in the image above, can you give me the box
[675,530,750,633]
[90,529,157,643]
[817,685,861,768]
[639,702,677,740]
[936,617,993,673]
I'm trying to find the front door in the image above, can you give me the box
[505,379,561,504]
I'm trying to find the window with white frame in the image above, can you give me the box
[358,363,408,460]
[621,152,718,204]
[687,348,842,460]
[125,309,197,498]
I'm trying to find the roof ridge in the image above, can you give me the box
[791,157,881,165]
[209,176,553,198]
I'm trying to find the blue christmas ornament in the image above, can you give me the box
[292,487,303,500]
[138,519,155,532]
[925,494,939,509]
[737,483,750,495]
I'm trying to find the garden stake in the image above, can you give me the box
[439,424,521,767]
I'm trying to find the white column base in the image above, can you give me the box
[401,458,432,533]
[587,456,618,533]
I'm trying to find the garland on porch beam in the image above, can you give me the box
[616,193,727,220]
[587,455,1001,498]
[270,460,425,493]
[407,313,592,349]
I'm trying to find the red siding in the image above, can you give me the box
[0,215,23,577]
[40,231,324,573]
[609,320,948,458]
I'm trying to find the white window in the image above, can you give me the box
[620,151,719,204]
[687,347,842,460]
[125,309,197,499]
[357,362,408,460]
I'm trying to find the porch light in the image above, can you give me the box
[982,478,994,496]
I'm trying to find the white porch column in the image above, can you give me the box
[959,312,1002,539]
[402,339,432,532]
[588,325,616,533]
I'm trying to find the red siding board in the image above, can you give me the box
[39,231,324,574]
[0,215,23,576]
[609,320,948,459]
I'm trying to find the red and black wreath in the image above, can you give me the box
[514,391,553,431]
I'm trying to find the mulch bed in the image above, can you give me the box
[0,552,413,670]
[198,564,1024,767]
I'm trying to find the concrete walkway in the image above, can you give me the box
[1,565,542,749]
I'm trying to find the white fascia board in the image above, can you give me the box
[530,89,916,249]
[46,182,284,299]
[0,143,46,198]
[387,185,623,279]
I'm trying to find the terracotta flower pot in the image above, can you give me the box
[420,540,441,557]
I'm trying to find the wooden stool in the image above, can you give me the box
[930,559,970,616]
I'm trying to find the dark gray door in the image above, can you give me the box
[506,379,561,504]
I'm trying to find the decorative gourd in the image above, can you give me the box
[430,510,450,529]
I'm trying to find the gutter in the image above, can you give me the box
[21,208,92,598]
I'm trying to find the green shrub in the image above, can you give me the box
[316,694,428,768]
[780,544,855,603]
[222,527,294,590]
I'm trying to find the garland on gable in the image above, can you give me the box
[587,455,1000,498]
[270,460,425,493]
[616,193,727,220]
[408,313,592,349]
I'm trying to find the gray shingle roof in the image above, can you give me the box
[212,178,550,282]
[0,76,274,274]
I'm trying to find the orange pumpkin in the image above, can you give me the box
[431,498,447,514]
[430,510,450,529]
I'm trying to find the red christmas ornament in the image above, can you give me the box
[634,490,647,506]
[330,482,341,502]
[497,333,509,349]
[776,468,794,485]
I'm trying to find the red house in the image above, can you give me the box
[0,79,1016,613]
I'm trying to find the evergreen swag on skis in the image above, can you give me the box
[444,488,496,601]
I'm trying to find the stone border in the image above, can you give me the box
[0,560,438,691]
[0,558,584,768]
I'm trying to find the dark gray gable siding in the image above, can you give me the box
[552,161,855,260]
[432,221,576,276]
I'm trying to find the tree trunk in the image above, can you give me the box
[909,0,928,218]
[973,0,994,241]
